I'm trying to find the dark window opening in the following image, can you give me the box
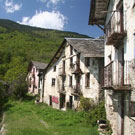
[70,46,73,55]
[85,73,90,87]
[70,57,73,68]
[69,76,72,86]
[53,65,56,72]
[52,78,55,86]
[85,57,90,66]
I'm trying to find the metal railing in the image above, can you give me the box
[104,60,131,87]
[105,11,124,41]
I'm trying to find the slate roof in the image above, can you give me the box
[44,38,104,73]
[31,61,47,70]
[66,38,104,57]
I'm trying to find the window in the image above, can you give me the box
[53,65,56,72]
[70,57,73,68]
[129,102,135,117]
[69,76,72,86]
[85,73,90,87]
[52,78,55,86]
[74,95,79,101]
[85,57,90,66]
[63,61,65,74]
[70,46,73,55]
[33,68,35,73]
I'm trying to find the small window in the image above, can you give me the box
[69,76,72,86]
[85,57,90,66]
[70,57,73,67]
[52,78,55,86]
[74,95,79,101]
[85,73,90,87]
[129,102,135,117]
[70,46,73,55]
[53,66,56,72]
[92,59,95,66]
[33,68,35,73]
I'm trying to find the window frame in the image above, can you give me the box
[85,73,90,88]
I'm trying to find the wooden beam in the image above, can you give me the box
[95,24,105,32]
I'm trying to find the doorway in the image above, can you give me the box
[117,93,124,135]
[69,96,73,109]
[49,95,52,106]
[60,94,65,109]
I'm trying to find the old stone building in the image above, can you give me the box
[27,61,47,95]
[89,0,135,135]
[41,38,104,110]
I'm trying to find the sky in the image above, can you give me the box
[0,0,104,38]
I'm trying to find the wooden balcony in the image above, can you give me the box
[71,85,81,96]
[103,60,132,91]
[105,11,126,47]
[58,84,66,94]
[71,62,82,75]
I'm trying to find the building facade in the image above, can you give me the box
[41,38,104,110]
[27,61,47,95]
[89,0,135,135]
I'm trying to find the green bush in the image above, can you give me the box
[79,96,96,111]
[87,101,106,126]
[0,82,9,111]
[79,98,107,127]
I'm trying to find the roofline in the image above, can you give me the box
[89,0,110,25]
[44,38,104,74]
[44,39,66,74]
[28,61,47,72]
[88,0,96,25]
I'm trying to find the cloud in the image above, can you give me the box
[39,0,64,8]
[18,10,67,30]
[5,0,22,13]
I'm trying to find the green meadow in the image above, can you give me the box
[3,96,98,135]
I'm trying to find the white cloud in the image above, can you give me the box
[39,0,64,8]
[5,0,22,13]
[18,10,67,30]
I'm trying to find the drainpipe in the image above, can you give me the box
[121,93,124,135]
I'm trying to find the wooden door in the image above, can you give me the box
[69,96,73,109]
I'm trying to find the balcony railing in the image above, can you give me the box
[105,11,126,46]
[71,85,81,95]
[104,60,131,90]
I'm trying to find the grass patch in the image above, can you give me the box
[4,96,98,135]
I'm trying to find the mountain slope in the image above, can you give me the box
[0,19,90,98]
[0,19,89,63]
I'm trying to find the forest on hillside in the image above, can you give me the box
[0,19,89,109]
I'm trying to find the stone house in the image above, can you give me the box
[41,38,104,110]
[27,61,47,95]
[89,0,135,135]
